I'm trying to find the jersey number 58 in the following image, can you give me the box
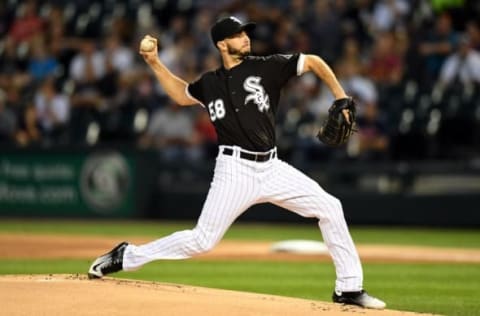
[207,99,226,122]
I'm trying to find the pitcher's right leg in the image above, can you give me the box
[122,155,260,271]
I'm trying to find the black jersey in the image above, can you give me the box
[187,53,305,152]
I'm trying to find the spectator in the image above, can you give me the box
[302,72,332,118]
[370,0,410,34]
[191,9,216,58]
[160,15,188,48]
[338,36,367,72]
[200,52,221,73]
[291,29,311,54]
[69,39,106,88]
[333,0,372,47]
[103,34,134,74]
[96,35,131,98]
[418,12,459,85]
[288,98,321,166]
[34,78,70,144]
[0,90,18,144]
[348,103,389,160]
[159,34,195,78]
[133,73,164,112]
[69,39,107,114]
[466,20,480,51]
[139,102,203,162]
[288,0,310,28]
[367,31,404,86]
[44,5,80,81]
[4,84,40,146]
[21,104,41,146]
[28,37,59,81]
[0,37,30,87]
[307,0,341,64]
[7,0,44,44]
[338,59,378,114]
[438,35,480,87]
[0,4,13,37]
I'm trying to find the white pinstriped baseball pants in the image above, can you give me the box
[123,145,363,292]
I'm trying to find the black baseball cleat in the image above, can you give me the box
[332,290,386,309]
[88,242,129,279]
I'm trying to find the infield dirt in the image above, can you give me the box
[1,234,479,262]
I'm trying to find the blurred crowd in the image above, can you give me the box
[1,0,480,164]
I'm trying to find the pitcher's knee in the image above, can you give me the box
[331,197,343,213]
[191,229,219,254]
[316,195,344,222]
[329,196,344,215]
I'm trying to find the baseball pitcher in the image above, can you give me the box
[88,16,385,309]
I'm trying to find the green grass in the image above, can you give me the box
[0,259,479,316]
[0,219,479,248]
[1,219,479,315]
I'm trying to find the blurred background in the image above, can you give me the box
[1,0,479,226]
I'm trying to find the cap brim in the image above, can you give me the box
[228,22,256,38]
[241,22,256,33]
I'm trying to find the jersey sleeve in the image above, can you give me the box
[268,53,306,86]
[186,76,206,106]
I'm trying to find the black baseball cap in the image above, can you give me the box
[210,16,256,45]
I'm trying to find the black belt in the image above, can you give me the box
[223,148,275,162]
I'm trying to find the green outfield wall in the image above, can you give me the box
[0,148,136,217]
[1,146,479,226]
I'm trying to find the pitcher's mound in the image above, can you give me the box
[0,274,432,316]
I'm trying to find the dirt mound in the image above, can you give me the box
[0,274,434,316]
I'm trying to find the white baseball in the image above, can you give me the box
[140,38,155,52]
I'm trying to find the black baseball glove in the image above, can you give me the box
[317,97,357,147]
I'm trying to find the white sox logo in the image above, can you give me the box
[243,76,270,112]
